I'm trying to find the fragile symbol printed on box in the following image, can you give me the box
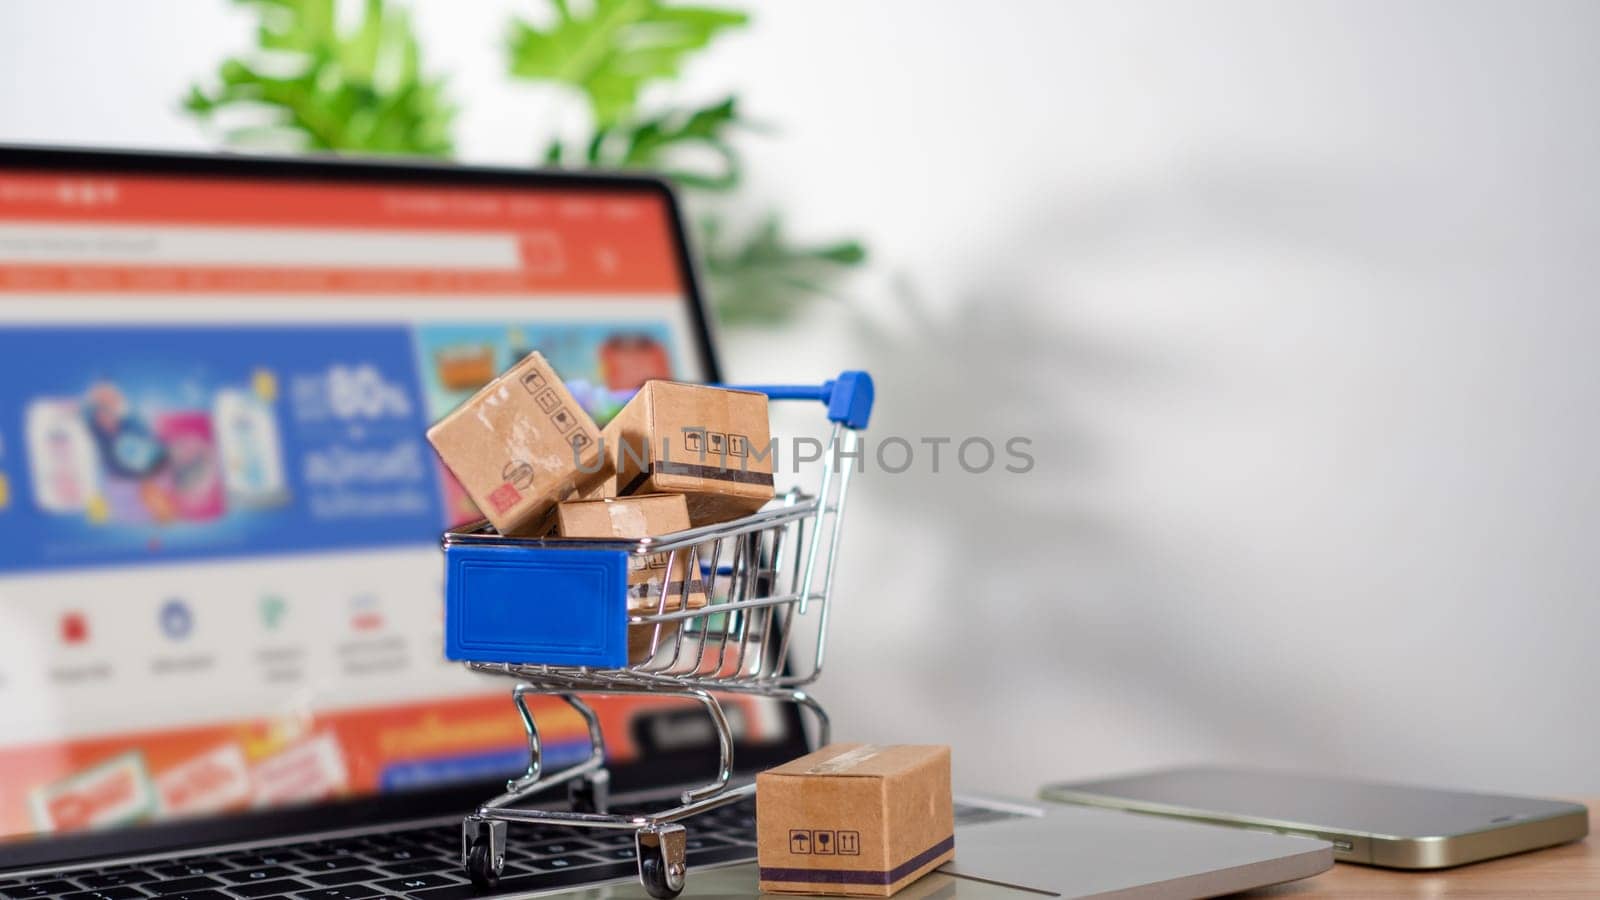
[784,828,861,857]
[682,430,751,458]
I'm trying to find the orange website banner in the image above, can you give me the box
[0,692,771,838]
[0,173,682,294]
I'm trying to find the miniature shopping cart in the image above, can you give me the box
[441,371,873,898]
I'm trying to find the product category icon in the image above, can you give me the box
[159,599,194,641]
[59,611,89,646]
[348,594,384,632]
[259,595,288,631]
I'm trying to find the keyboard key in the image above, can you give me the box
[295,888,383,900]
[2,883,80,898]
[296,857,367,873]
[229,879,312,897]
[526,838,598,856]
[578,832,634,849]
[403,836,460,855]
[301,841,365,858]
[305,868,381,887]
[146,876,225,895]
[152,861,232,878]
[386,834,443,851]
[594,846,638,862]
[148,893,230,900]
[220,866,297,883]
[410,861,636,900]
[363,847,422,863]
[60,889,149,900]
[512,826,569,843]
[373,873,462,892]
[685,836,735,853]
[524,853,605,872]
[377,859,451,876]
[225,849,307,867]
[77,872,151,888]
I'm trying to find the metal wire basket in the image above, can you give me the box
[442,372,873,897]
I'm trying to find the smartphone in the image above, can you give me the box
[1040,767,1588,869]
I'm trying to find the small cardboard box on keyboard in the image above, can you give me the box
[756,744,954,897]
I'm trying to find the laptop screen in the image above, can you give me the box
[0,156,780,846]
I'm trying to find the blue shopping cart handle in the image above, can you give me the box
[718,370,875,430]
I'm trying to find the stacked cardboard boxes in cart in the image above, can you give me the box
[425,352,774,663]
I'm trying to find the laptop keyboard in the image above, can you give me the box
[0,800,1016,899]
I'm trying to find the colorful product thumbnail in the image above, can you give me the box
[25,379,287,526]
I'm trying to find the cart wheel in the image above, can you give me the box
[636,824,687,900]
[466,836,501,890]
[639,856,682,899]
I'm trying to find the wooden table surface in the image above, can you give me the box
[1245,797,1596,899]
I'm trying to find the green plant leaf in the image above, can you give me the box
[185,0,456,156]
[571,96,742,189]
[507,0,747,128]
[697,213,868,326]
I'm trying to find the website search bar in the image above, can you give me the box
[0,223,529,270]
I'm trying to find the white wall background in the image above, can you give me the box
[4,0,1599,798]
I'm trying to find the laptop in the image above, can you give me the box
[0,146,1331,899]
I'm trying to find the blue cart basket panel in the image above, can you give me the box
[445,543,630,668]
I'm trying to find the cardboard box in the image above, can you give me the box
[757,744,954,897]
[555,493,708,661]
[601,381,774,526]
[426,352,610,536]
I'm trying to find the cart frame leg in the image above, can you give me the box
[678,688,734,804]
[485,689,608,810]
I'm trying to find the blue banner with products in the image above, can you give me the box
[0,325,446,573]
